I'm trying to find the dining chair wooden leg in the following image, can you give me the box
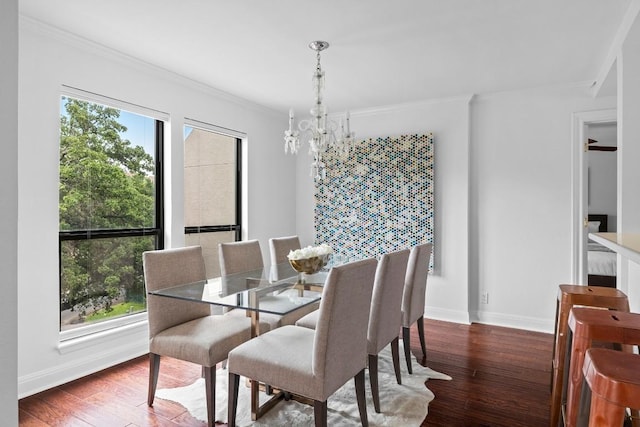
[314,400,328,427]
[417,315,427,360]
[368,354,380,413]
[355,368,369,427]
[203,366,215,427]
[228,373,239,427]
[391,336,402,384]
[403,326,413,374]
[148,353,160,406]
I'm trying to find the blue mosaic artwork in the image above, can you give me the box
[314,133,434,262]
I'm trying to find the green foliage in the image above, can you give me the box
[85,300,147,323]
[59,98,155,322]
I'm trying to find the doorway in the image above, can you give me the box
[585,122,617,287]
[571,109,617,285]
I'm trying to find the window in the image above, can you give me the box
[183,122,242,278]
[59,90,164,336]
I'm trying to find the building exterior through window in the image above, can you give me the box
[183,125,242,278]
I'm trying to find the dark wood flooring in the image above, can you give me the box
[19,319,553,426]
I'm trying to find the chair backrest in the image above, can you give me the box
[269,235,301,264]
[401,243,433,327]
[218,240,264,276]
[268,236,301,281]
[367,249,411,354]
[143,246,210,338]
[313,258,377,397]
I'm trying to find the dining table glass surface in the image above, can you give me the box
[148,261,327,316]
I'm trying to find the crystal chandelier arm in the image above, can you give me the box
[284,108,299,154]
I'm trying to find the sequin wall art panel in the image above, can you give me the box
[314,133,434,261]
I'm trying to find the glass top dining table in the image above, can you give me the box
[148,261,327,337]
[149,261,331,421]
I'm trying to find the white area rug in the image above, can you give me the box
[156,343,451,426]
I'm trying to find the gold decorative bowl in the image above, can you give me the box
[289,255,330,275]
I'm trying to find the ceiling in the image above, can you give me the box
[19,0,630,114]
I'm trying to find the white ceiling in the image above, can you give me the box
[19,0,630,113]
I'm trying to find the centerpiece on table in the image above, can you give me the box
[287,243,333,275]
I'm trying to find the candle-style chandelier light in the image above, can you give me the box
[284,41,355,180]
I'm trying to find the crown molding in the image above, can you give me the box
[471,80,596,103]
[351,93,475,117]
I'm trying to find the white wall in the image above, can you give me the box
[296,87,616,332]
[17,17,296,397]
[471,88,615,330]
[1,0,19,424]
[618,10,640,312]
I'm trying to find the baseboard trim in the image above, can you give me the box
[18,332,148,398]
[424,306,471,324]
[424,307,554,334]
[470,310,554,334]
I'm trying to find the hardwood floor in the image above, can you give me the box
[19,319,553,426]
[421,320,552,427]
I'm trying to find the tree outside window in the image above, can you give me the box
[59,96,163,332]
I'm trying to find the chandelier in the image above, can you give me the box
[284,41,355,180]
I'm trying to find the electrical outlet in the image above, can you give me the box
[481,291,489,304]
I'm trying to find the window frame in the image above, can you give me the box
[58,87,166,341]
[183,119,243,243]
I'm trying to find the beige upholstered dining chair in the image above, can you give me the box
[143,246,254,427]
[366,248,410,412]
[218,239,265,316]
[296,248,410,413]
[219,239,264,276]
[268,235,301,282]
[268,235,301,264]
[218,239,317,328]
[227,258,378,427]
[401,242,433,374]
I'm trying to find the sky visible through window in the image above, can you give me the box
[119,110,155,155]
